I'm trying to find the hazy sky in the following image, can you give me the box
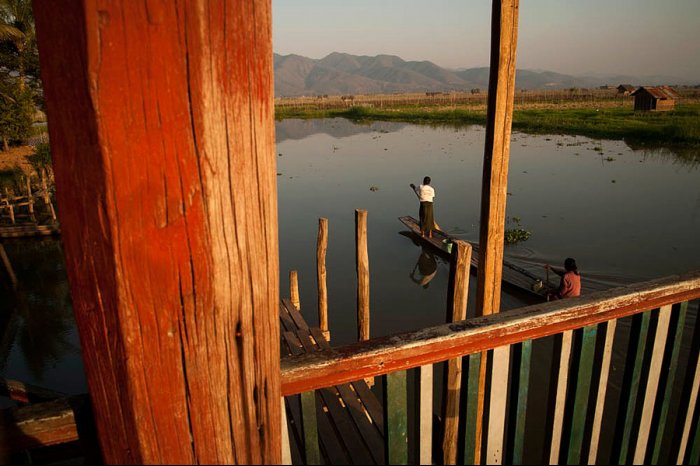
[273,0,700,81]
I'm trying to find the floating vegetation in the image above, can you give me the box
[369,186,379,192]
[504,216,532,245]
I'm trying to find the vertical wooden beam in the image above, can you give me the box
[549,330,573,464]
[464,352,483,465]
[512,340,532,465]
[419,365,433,466]
[651,302,688,464]
[300,391,320,465]
[281,397,292,466]
[33,1,280,464]
[25,176,35,223]
[316,217,329,339]
[618,311,652,464]
[634,305,672,464]
[475,0,520,316]
[442,240,472,465]
[385,370,408,465]
[356,209,370,342]
[588,320,617,465]
[486,345,510,465]
[567,325,598,464]
[290,270,300,311]
[677,351,700,464]
[41,169,57,222]
[473,1,520,462]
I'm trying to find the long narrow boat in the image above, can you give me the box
[399,215,553,301]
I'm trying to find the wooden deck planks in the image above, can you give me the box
[280,300,386,464]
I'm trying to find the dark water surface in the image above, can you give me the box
[1,119,699,447]
[277,118,700,344]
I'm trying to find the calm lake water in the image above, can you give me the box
[2,119,700,444]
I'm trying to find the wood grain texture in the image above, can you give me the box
[356,209,370,342]
[475,0,520,317]
[33,1,280,463]
[316,218,329,337]
[290,270,300,311]
[281,272,700,395]
[0,396,88,453]
[442,241,472,464]
[474,2,519,459]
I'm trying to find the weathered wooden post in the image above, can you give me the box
[473,1,520,464]
[442,240,472,464]
[25,177,36,223]
[355,209,370,342]
[316,218,329,340]
[41,169,57,222]
[290,270,300,311]
[34,1,281,463]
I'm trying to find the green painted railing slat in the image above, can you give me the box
[512,340,532,465]
[567,325,598,464]
[300,390,320,465]
[618,310,652,464]
[463,352,482,465]
[385,370,408,465]
[691,405,700,465]
[651,301,688,464]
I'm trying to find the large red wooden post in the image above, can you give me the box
[33,1,280,463]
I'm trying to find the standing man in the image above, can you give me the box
[410,176,436,238]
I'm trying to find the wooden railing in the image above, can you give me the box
[280,270,700,464]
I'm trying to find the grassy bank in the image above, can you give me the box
[275,104,700,148]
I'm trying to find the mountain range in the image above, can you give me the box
[274,52,697,97]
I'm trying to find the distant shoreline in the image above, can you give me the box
[274,91,700,151]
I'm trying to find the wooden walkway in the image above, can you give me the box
[280,299,386,465]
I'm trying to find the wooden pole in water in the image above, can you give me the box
[316,217,329,340]
[473,1,520,464]
[442,240,472,465]
[289,270,300,311]
[25,176,35,223]
[33,1,281,463]
[355,209,370,343]
[41,169,57,222]
[0,243,18,290]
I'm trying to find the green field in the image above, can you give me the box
[275,103,700,149]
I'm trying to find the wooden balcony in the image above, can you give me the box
[280,271,700,464]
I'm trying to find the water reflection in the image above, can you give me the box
[409,247,438,289]
[0,239,82,395]
[277,117,700,344]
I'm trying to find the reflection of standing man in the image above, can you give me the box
[410,248,438,288]
[410,176,435,238]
